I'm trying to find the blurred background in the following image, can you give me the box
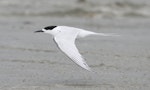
[0,0,150,90]
[0,0,150,18]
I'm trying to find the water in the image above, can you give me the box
[0,0,150,18]
[0,0,150,90]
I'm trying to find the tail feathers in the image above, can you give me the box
[94,33,120,37]
[78,30,120,38]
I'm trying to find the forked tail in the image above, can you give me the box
[78,30,120,38]
[94,32,120,37]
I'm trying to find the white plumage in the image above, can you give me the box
[35,26,119,71]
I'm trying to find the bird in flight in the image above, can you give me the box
[35,26,118,71]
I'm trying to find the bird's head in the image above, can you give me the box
[35,26,57,35]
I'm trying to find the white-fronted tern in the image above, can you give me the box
[35,26,119,71]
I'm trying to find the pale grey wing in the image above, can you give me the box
[54,33,91,71]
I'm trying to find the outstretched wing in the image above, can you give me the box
[53,30,91,71]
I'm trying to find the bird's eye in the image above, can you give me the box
[44,26,57,30]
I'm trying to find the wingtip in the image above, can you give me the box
[85,67,97,74]
[87,68,93,72]
[84,65,93,72]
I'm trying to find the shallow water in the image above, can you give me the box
[0,0,150,90]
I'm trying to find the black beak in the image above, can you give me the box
[34,30,44,33]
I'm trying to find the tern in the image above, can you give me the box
[35,26,118,71]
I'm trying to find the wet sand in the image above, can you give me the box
[0,16,149,90]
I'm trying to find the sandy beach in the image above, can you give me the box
[0,0,150,90]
